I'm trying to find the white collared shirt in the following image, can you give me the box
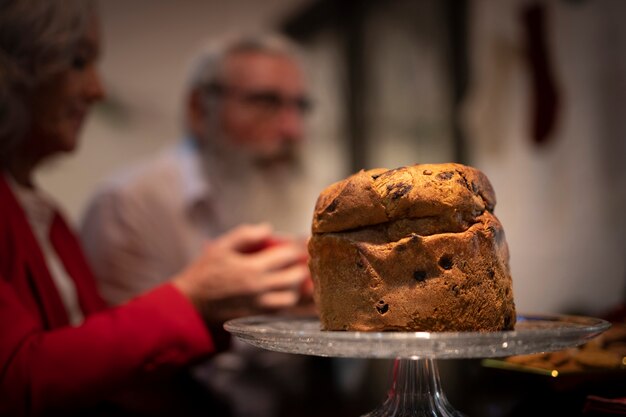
[80,138,222,305]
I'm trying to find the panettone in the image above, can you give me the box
[308,163,516,332]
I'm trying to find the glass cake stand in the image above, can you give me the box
[224,314,611,417]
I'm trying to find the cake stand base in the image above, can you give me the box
[363,358,464,417]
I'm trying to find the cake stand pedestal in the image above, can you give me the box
[224,314,610,417]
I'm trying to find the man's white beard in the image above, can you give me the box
[202,134,317,237]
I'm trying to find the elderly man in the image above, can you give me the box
[80,33,328,417]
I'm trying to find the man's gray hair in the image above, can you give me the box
[0,0,95,163]
[185,32,304,93]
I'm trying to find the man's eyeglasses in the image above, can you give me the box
[204,83,313,115]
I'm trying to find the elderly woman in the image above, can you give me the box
[0,1,309,416]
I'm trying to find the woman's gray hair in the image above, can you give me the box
[0,0,95,164]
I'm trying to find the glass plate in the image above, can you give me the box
[224,314,611,359]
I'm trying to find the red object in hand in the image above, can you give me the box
[239,236,286,254]
[240,234,313,299]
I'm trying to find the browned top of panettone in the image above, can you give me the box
[312,163,496,234]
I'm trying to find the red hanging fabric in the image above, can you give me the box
[521,2,561,146]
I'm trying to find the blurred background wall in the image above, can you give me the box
[37,0,625,318]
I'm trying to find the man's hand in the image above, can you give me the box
[172,223,310,324]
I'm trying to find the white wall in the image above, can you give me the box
[463,0,626,316]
